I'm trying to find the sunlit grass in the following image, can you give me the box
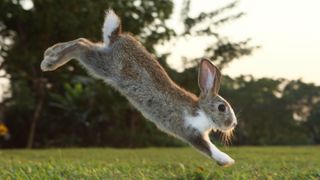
[0,146,319,179]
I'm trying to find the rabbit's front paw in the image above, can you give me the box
[215,152,235,167]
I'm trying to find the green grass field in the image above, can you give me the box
[0,147,319,179]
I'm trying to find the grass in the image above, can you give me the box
[0,146,319,179]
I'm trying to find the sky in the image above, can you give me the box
[160,0,320,85]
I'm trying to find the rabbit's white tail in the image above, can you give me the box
[103,9,121,47]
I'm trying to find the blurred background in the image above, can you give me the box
[0,0,319,149]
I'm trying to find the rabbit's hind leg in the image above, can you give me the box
[41,38,93,72]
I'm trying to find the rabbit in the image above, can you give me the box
[40,10,237,167]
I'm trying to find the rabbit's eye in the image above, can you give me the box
[218,104,226,112]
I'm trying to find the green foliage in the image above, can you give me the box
[0,147,320,179]
[307,103,320,143]
[0,0,180,148]
[221,77,312,145]
[179,0,258,69]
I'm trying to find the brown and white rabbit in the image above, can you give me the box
[40,10,237,166]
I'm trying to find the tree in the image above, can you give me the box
[282,80,320,144]
[306,103,320,144]
[0,0,176,148]
[3,0,316,148]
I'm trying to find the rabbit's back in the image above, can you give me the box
[106,34,198,133]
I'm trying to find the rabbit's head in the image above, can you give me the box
[197,59,237,133]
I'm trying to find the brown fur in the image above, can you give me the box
[40,12,237,166]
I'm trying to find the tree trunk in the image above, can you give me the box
[26,78,45,149]
[129,111,138,148]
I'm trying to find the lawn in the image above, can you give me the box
[0,146,319,179]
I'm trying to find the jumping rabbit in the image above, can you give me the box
[40,10,237,166]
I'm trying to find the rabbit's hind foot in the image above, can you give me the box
[40,38,89,71]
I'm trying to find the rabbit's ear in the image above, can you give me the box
[198,59,221,96]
